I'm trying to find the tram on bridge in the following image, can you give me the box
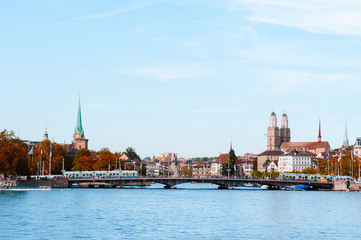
[278,173,351,182]
[63,170,138,179]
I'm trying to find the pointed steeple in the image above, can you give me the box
[318,118,322,143]
[343,119,349,148]
[74,93,84,139]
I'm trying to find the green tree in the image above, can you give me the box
[125,147,140,160]
[263,159,271,172]
[221,148,237,177]
[139,165,147,176]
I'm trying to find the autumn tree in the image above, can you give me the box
[0,130,30,177]
[302,167,316,174]
[179,165,193,176]
[93,148,117,170]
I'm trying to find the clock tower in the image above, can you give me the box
[72,95,88,150]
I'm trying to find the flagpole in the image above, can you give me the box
[49,143,52,176]
[49,154,52,176]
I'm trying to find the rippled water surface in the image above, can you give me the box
[1,183,361,239]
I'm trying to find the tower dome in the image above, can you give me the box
[270,112,277,127]
[281,113,288,128]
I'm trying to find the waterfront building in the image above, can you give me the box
[72,96,88,150]
[353,138,361,158]
[192,161,211,177]
[238,153,256,177]
[257,149,284,172]
[146,161,160,176]
[210,161,220,176]
[278,150,317,173]
[119,153,129,161]
[267,112,291,150]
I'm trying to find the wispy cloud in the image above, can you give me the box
[116,66,206,81]
[229,0,361,36]
[74,2,159,21]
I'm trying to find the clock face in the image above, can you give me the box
[75,132,80,138]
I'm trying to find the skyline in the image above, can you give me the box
[1,0,361,157]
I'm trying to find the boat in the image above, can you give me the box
[284,185,311,191]
[0,186,51,191]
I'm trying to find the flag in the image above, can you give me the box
[38,145,43,157]
[338,152,341,162]
[334,156,337,163]
[327,154,329,162]
[49,143,52,157]
[351,151,354,161]
[28,147,33,155]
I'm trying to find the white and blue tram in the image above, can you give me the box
[63,170,138,179]
[278,173,352,182]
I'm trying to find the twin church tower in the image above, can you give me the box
[267,112,291,150]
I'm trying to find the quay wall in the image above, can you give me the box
[17,178,69,188]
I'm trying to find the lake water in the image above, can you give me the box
[1,183,361,240]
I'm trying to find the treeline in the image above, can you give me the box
[0,129,140,177]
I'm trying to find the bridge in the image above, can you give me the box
[67,177,335,190]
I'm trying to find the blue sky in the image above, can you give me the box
[1,0,361,158]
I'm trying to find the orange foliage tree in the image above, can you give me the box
[0,130,30,176]
[93,148,117,171]
[31,140,69,175]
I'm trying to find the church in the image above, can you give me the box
[267,112,291,150]
[72,96,88,150]
[257,112,330,172]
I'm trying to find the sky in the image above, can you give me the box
[1,0,361,158]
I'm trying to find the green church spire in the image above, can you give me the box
[74,94,84,138]
[343,119,349,148]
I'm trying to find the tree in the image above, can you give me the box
[73,153,98,171]
[302,167,316,174]
[251,170,263,178]
[252,157,258,171]
[73,148,91,171]
[221,148,237,177]
[125,147,140,160]
[139,165,146,176]
[0,130,30,177]
[179,165,193,176]
[93,149,117,170]
[263,159,271,172]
